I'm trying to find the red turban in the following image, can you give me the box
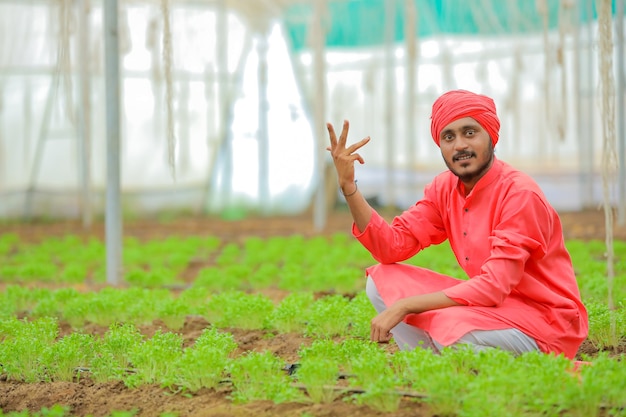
[430,90,500,148]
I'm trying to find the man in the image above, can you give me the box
[326,89,588,359]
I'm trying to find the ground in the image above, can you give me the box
[1,208,625,417]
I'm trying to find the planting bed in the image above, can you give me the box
[1,208,625,417]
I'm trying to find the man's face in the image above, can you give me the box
[439,116,494,190]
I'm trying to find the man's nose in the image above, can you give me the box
[454,136,469,150]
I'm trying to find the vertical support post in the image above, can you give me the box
[312,0,327,230]
[257,31,270,213]
[405,0,417,191]
[583,0,595,207]
[384,0,396,209]
[104,0,122,286]
[78,0,92,228]
[617,0,625,225]
[217,0,231,211]
[574,0,584,208]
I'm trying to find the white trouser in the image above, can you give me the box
[366,276,539,355]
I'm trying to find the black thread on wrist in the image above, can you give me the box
[342,180,358,197]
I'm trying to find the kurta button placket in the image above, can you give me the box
[462,206,470,262]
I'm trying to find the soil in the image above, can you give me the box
[1,208,625,417]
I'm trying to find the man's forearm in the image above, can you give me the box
[341,182,372,233]
[396,291,462,315]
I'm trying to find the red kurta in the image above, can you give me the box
[354,158,588,359]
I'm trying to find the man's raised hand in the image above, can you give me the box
[326,120,370,189]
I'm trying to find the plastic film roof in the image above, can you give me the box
[282,0,611,50]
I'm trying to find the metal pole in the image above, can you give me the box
[217,0,231,211]
[574,0,584,208]
[584,0,595,207]
[384,0,396,209]
[405,0,417,191]
[617,0,625,225]
[312,0,327,230]
[104,0,122,286]
[257,32,270,213]
[78,0,92,228]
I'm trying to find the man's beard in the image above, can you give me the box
[444,147,494,184]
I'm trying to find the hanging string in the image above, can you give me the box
[556,0,574,142]
[161,0,176,180]
[504,46,523,158]
[57,0,75,124]
[597,0,618,340]
[537,0,551,129]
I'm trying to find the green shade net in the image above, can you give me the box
[283,0,616,51]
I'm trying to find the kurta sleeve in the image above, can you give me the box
[444,190,552,306]
[353,184,449,264]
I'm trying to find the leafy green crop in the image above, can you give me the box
[266,291,314,333]
[295,357,340,403]
[90,322,144,383]
[124,330,184,388]
[169,327,237,392]
[0,317,58,382]
[349,348,401,412]
[205,291,274,329]
[0,233,625,415]
[228,351,302,404]
[586,301,626,349]
[347,291,377,339]
[305,294,352,338]
[40,332,95,382]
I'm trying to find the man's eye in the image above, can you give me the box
[466,130,475,136]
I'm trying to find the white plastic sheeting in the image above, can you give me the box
[0,2,316,219]
[0,1,624,219]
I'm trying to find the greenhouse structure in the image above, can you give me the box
[1,5,626,415]
[0,0,624,231]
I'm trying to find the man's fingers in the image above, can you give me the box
[352,154,365,165]
[327,122,338,147]
[338,120,350,147]
[346,136,371,154]
[328,121,370,155]
[371,316,393,343]
[370,327,392,343]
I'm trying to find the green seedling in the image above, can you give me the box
[168,327,237,392]
[349,347,401,412]
[295,357,340,403]
[124,330,184,388]
[40,332,95,382]
[228,351,302,404]
[194,266,242,291]
[0,317,58,382]
[156,298,192,330]
[205,291,274,329]
[266,291,314,333]
[305,294,352,338]
[90,322,144,383]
